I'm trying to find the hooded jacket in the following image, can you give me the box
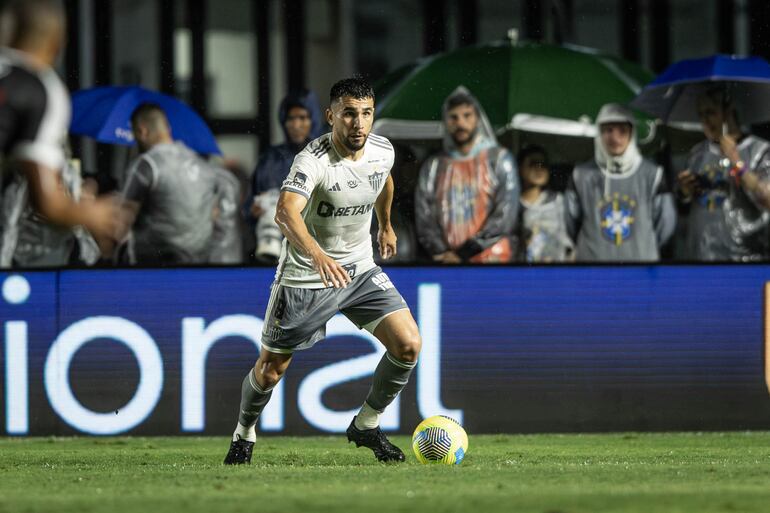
[565,103,677,262]
[415,87,520,262]
[250,89,323,197]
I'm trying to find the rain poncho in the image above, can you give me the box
[518,190,574,262]
[678,136,770,261]
[565,103,676,262]
[415,87,519,262]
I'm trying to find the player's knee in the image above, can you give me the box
[393,332,421,363]
[255,360,287,389]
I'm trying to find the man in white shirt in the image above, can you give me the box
[224,77,421,464]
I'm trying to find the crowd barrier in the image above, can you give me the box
[1,265,769,435]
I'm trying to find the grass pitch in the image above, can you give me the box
[1,433,769,513]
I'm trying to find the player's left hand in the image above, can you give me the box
[719,134,740,164]
[378,225,398,260]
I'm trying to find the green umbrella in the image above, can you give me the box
[374,38,656,145]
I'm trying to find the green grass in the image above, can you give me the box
[1,433,770,513]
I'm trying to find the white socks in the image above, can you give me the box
[354,401,382,430]
[233,422,256,443]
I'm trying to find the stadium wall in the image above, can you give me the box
[1,265,770,436]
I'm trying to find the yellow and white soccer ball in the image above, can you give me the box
[412,415,468,465]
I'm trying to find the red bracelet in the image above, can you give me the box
[729,160,746,186]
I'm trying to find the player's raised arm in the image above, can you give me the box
[274,190,351,288]
[374,174,397,259]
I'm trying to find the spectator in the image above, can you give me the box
[3,158,100,267]
[516,145,573,262]
[565,103,676,262]
[415,86,519,263]
[0,0,124,268]
[120,103,218,265]
[249,89,323,262]
[209,165,243,264]
[676,87,770,261]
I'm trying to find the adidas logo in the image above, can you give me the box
[328,183,342,192]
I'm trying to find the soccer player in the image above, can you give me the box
[224,77,420,464]
[0,0,123,263]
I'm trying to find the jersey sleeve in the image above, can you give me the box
[281,153,321,199]
[122,156,156,205]
[9,70,69,171]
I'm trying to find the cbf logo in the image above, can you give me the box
[695,161,728,211]
[368,171,384,191]
[599,193,636,246]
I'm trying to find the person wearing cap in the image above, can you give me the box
[565,103,676,262]
[415,86,519,264]
[676,86,770,261]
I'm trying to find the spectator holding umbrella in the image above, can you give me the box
[565,103,676,262]
[630,55,770,261]
[677,86,770,261]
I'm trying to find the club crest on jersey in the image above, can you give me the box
[598,193,636,246]
[368,172,384,191]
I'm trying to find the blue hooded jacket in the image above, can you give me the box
[250,89,324,197]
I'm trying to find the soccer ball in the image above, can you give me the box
[411,415,468,465]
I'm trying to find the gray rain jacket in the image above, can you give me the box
[122,142,218,265]
[565,103,677,262]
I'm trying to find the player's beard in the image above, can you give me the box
[343,132,368,152]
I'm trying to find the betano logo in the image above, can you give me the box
[1,275,461,436]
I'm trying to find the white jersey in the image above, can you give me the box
[277,133,395,288]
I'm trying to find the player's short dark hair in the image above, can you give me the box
[130,103,168,130]
[329,77,375,105]
[517,144,549,169]
[1,0,65,47]
[445,93,478,115]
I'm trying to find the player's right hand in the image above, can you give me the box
[310,250,351,289]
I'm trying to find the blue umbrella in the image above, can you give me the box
[630,54,770,124]
[70,86,221,155]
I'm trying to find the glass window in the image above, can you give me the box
[112,0,160,87]
[478,0,522,45]
[354,0,423,82]
[205,0,257,118]
[572,0,620,56]
[670,0,717,62]
[216,135,259,174]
